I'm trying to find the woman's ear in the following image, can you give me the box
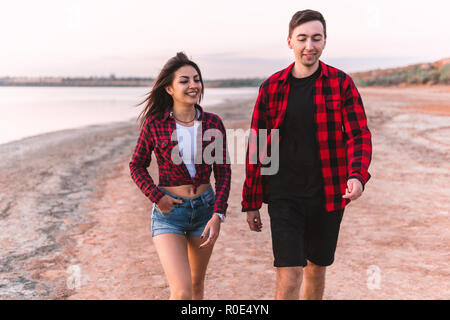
[165,85,173,95]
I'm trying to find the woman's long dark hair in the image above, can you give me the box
[137,52,204,128]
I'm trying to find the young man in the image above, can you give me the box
[241,9,372,300]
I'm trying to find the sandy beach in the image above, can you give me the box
[0,87,449,300]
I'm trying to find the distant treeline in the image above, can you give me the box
[205,78,265,88]
[2,58,449,88]
[351,58,450,87]
[0,76,265,88]
[0,76,155,87]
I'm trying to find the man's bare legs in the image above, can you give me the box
[301,260,326,300]
[275,267,302,299]
[276,260,327,300]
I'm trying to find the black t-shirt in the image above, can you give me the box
[268,65,324,201]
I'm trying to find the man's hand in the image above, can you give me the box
[246,210,263,232]
[342,178,363,201]
[156,195,183,213]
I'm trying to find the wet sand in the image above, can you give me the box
[0,87,449,299]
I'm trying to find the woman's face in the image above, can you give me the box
[166,65,202,106]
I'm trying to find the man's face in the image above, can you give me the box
[288,20,326,67]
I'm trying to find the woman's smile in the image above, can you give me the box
[185,91,198,97]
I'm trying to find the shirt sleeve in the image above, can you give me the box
[241,84,268,211]
[341,75,372,188]
[129,120,165,203]
[212,117,232,216]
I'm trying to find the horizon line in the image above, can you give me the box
[1,56,448,80]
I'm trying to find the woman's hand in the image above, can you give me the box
[199,214,221,249]
[156,195,183,213]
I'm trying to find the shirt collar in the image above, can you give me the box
[161,104,204,122]
[279,60,329,85]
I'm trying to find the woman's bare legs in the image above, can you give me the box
[152,233,192,299]
[187,236,214,300]
[152,233,214,300]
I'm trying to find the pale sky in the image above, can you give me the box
[1,0,449,79]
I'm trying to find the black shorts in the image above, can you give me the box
[268,192,344,268]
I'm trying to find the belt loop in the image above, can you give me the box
[200,192,207,207]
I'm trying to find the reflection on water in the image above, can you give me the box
[0,86,257,145]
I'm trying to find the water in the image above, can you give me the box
[0,86,258,145]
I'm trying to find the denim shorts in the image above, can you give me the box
[151,185,215,237]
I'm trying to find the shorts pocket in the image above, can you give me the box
[152,203,176,217]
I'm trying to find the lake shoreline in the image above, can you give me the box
[0,86,258,145]
[0,97,255,299]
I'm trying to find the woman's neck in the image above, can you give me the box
[172,103,197,123]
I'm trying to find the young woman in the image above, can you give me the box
[129,52,231,300]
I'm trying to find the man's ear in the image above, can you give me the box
[287,36,293,49]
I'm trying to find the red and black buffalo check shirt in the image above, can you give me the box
[130,105,231,215]
[242,61,372,213]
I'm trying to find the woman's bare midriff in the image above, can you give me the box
[160,183,211,198]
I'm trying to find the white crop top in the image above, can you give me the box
[175,109,201,178]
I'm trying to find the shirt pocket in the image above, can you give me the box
[325,99,341,110]
[156,138,181,163]
[266,100,280,121]
[324,99,344,134]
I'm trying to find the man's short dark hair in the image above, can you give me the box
[289,9,327,38]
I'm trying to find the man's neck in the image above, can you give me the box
[291,61,320,78]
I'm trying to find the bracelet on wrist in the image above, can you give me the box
[214,212,225,222]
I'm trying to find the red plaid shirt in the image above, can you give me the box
[242,61,372,213]
[130,105,231,215]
